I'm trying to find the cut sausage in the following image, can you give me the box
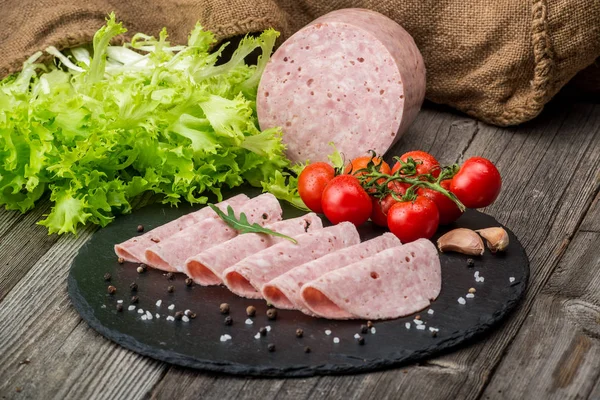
[301,239,441,320]
[257,8,426,163]
[222,222,360,299]
[183,213,323,285]
[262,233,401,312]
[114,194,248,264]
[144,194,282,272]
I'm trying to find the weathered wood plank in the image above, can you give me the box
[0,228,167,399]
[482,191,600,399]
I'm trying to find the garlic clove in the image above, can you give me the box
[476,227,509,253]
[437,228,485,256]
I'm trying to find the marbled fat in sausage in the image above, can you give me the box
[257,8,426,163]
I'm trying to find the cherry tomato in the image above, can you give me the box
[392,150,441,178]
[387,197,440,243]
[321,175,372,226]
[298,162,335,213]
[450,157,501,208]
[370,181,408,227]
[417,180,463,225]
[344,156,391,176]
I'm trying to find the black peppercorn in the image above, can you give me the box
[167,285,175,293]
[129,282,138,292]
[220,303,230,314]
[103,273,111,281]
[267,343,276,352]
[262,213,268,220]
[467,258,475,267]
[367,321,374,329]
[358,336,365,345]
[117,257,124,264]
[130,296,139,304]
[188,312,197,319]
[116,304,123,312]
[246,305,256,317]
[266,308,277,320]
[296,328,304,338]
[137,224,144,232]
[304,346,311,353]
[185,278,193,287]
[174,311,184,320]
[432,331,438,338]
[360,324,368,334]
[166,272,174,280]
[224,316,233,326]
[107,285,117,294]
[259,327,267,336]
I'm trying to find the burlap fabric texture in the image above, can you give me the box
[1,0,598,126]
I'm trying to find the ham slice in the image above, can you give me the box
[301,239,441,320]
[183,214,324,286]
[262,233,401,312]
[222,222,360,299]
[114,194,248,264]
[144,194,282,272]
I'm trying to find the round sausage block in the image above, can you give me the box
[257,8,426,164]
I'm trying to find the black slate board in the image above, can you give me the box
[68,189,529,377]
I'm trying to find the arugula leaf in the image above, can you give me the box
[208,204,298,244]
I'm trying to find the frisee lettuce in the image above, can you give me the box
[0,13,305,234]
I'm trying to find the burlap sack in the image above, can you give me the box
[1,0,598,126]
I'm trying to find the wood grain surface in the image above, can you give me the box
[0,99,598,400]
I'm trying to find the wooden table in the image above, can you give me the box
[1,98,599,400]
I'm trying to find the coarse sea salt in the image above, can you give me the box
[146,311,153,320]
[101,305,106,309]
[479,277,485,283]
[185,309,191,315]
[325,329,332,335]
[156,300,162,307]
[509,277,515,283]
[427,309,434,315]
[220,334,232,342]
[354,333,360,339]
[156,313,160,319]
[458,297,466,305]
[138,308,144,314]
[266,326,272,332]
[405,322,411,329]
[416,324,426,330]
[182,316,190,322]
[128,305,136,311]
[466,293,475,299]
[429,327,439,332]
[168,304,175,310]
[255,333,261,339]
[474,271,480,278]
[166,316,175,321]
[245,318,254,325]
[117,300,123,304]
[333,337,340,344]
[414,319,424,325]
[141,315,147,321]
[371,327,376,334]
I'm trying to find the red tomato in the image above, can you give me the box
[321,175,372,226]
[392,151,441,178]
[298,162,335,213]
[370,181,408,227]
[450,157,501,208]
[417,180,463,225]
[344,156,391,176]
[387,197,440,243]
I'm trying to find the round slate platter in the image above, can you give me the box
[68,189,529,377]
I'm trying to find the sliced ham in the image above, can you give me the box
[222,222,360,299]
[144,194,282,272]
[301,239,441,320]
[114,194,248,264]
[262,233,401,312]
[183,213,324,286]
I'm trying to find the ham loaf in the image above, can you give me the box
[257,8,426,163]
[144,194,282,272]
[113,194,248,264]
[262,233,401,312]
[222,222,360,299]
[183,213,323,285]
[301,239,441,320]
